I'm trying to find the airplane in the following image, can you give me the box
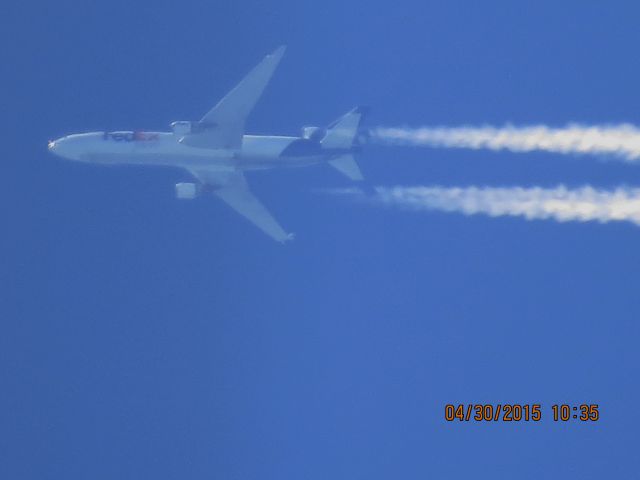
[48,46,367,242]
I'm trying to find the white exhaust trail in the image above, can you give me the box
[333,185,640,226]
[372,124,640,161]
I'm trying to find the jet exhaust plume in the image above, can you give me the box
[372,124,640,161]
[331,185,640,226]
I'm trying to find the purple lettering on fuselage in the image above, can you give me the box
[103,131,159,142]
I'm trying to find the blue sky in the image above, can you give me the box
[3,1,640,478]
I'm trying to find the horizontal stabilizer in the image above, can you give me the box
[328,154,364,181]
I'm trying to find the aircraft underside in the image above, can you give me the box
[49,46,368,242]
[84,150,329,171]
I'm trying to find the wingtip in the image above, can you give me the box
[271,45,287,58]
[281,232,295,243]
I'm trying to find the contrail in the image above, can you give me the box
[372,124,640,161]
[332,185,640,226]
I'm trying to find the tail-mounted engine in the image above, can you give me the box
[301,126,326,142]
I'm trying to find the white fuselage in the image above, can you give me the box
[48,131,331,172]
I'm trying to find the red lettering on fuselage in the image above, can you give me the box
[103,131,159,142]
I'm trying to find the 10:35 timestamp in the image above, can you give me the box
[552,404,599,421]
[444,404,600,422]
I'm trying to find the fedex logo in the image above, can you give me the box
[103,131,159,142]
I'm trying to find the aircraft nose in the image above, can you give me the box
[48,137,69,159]
[47,135,85,161]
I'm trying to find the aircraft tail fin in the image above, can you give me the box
[320,106,369,150]
[322,106,368,181]
[328,154,364,181]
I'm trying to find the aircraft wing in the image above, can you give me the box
[190,168,293,243]
[181,46,286,150]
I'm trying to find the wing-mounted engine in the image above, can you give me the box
[170,121,232,148]
[171,121,212,139]
[171,121,193,138]
[175,182,200,199]
[301,126,326,142]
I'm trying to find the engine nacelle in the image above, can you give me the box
[171,121,211,134]
[301,126,326,141]
[175,182,199,200]
[171,121,194,137]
